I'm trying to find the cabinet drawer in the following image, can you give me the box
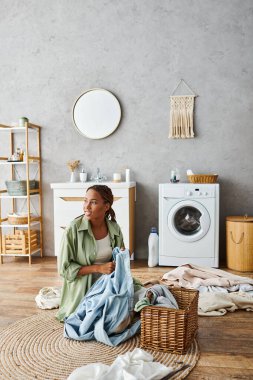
[54,197,83,226]
[54,188,129,198]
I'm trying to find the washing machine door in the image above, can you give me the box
[168,200,211,242]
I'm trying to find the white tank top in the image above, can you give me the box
[94,234,112,264]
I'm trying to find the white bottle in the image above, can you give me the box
[125,168,130,182]
[148,227,159,267]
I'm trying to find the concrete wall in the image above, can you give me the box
[1,0,253,263]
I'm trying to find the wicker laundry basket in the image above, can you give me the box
[5,180,38,196]
[187,174,218,183]
[140,287,199,354]
[7,213,32,225]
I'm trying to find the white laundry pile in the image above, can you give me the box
[161,263,253,316]
[67,348,173,380]
[35,287,61,309]
[161,263,253,292]
[198,291,253,316]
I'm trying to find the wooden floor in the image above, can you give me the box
[0,256,253,379]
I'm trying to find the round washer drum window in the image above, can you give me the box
[167,200,211,242]
[174,206,202,236]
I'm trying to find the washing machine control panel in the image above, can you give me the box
[184,186,215,198]
[160,184,217,198]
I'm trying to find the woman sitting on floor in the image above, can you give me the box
[56,184,124,321]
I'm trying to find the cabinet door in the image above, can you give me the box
[53,187,135,256]
[54,196,83,227]
[113,196,129,247]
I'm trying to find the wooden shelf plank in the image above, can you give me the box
[0,161,39,165]
[28,156,40,161]
[0,221,40,228]
[0,124,39,132]
[0,193,39,199]
[0,124,12,129]
[0,248,41,257]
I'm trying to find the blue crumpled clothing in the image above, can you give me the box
[134,284,178,312]
[64,247,141,346]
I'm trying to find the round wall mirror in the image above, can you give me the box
[73,88,122,139]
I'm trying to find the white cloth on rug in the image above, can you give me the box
[161,263,253,293]
[198,291,253,316]
[35,286,61,309]
[67,348,173,380]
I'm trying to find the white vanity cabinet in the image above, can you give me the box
[50,182,136,256]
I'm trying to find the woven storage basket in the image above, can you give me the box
[7,213,32,225]
[187,174,218,184]
[5,180,38,196]
[140,287,199,354]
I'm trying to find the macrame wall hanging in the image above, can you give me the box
[169,79,197,139]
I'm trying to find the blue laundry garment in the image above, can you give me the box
[134,284,178,312]
[64,247,141,346]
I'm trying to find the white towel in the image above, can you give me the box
[67,348,173,380]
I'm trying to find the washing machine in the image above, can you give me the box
[159,183,219,267]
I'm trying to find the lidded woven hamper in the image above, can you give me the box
[140,287,199,354]
[226,216,253,271]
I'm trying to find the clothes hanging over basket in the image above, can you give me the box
[169,79,197,139]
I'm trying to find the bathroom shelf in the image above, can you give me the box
[0,124,39,132]
[0,192,40,199]
[0,161,39,165]
[0,221,40,228]
[2,248,41,257]
[0,192,40,198]
[0,122,43,264]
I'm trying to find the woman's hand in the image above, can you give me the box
[97,262,115,274]
[77,262,115,277]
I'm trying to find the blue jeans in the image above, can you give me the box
[64,247,140,346]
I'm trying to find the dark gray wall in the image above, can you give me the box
[1,0,253,263]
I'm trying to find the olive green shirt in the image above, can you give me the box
[56,215,124,321]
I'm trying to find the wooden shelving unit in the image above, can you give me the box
[0,123,43,264]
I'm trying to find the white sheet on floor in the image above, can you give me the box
[67,348,173,380]
[161,263,253,292]
[35,286,61,309]
[198,291,253,316]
